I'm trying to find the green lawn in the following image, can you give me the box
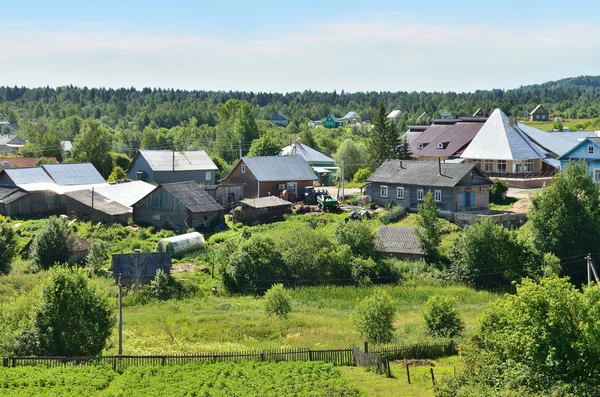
[521,119,591,132]
[489,197,520,211]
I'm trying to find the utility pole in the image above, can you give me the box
[118,275,123,355]
[588,254,592,285]
[341,156,345,204]
[239,139,242,159]
[91,186,94,227]
[588,254,599,283]
[172,149,175,183]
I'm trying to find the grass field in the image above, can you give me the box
[489,197,520,211]
[521,119,591,132]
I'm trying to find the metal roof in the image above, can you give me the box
[377,226,425,256]
[160,181,224,213]
[0,187,27,204]
[367,160,492,188]
[111,252,171,278]
[2,157,59,168]
[407,121,485,158]
[387,110,402,120]
[461,109,546,161]
[517,122,597,156]
[42,163,106,185]
[271,113,288,121]
[280,143,335,164]
[94,181,156,207]
[0,135,25,146]
[65,189,132,216]
[340,111,359,120]
[558,137,600,160]
[530,104,547,115]
[1,167,55,185]
[136,150,218,172]
[241,155,317,181]
[241,196,292,209]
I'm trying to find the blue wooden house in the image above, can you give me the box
[558,137,600,183]
[270,113,289,127]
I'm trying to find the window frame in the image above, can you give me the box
[524,159,534,172]
[241,164,246,173]
[589,145,595,154]
[417,189,424,201]
[205,171,211,181]
[380,185,388,198]
[496,160,507,173]
[396,186,404,199]
[434,189,442,202]
[278,183,286,190]
[594,169,600,184]
[483,160,494,173]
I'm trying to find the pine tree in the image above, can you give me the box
[397,135,413,160]
[368,102,398,169]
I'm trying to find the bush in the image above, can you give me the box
[85,241,109,275]
[31,217,75,270]
[334,221,377,258]
[110,151,131,170]
[264,283,292,319]
[380,206,407,224]
[148,269,182,300]
[422,295,464,337]
[352,168,371,184]
[107,165,127,182]
[0,221,16,274]
[489,178,508,203]
[355,289,396,344]
[16,266,115,356]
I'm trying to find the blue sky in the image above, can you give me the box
[1,1,599,92]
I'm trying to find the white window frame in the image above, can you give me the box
[589,145,595,154]
[483,160,493,173]
[595,169,600,184]
[524,159,534,172]
[278,183,285,190]
[380,185,388,198]
[241,164,246,173]
[514,161,522,173]
[496,160,507,173]
[434,189,442,202]
[417,189,424,201]
[205,171,211,181]
[396,187,404,199]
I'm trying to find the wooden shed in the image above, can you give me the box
[133,181,225,232]
[111,252,172,286]
[233,196,292,224]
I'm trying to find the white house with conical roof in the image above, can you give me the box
[461,109,546,174]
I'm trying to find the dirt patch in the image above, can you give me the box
[395,359,435,367]
[171,263,196,273]
[511,198,530,213]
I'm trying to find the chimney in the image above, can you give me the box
[508,116,516,128]
[438,158,442,175]
[399,160,403,169]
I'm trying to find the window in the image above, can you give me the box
[278,183,285,190]
[241,164,246,173]
[434,190,442,202]
[595,169,600,184]
[205,171,211,181]
[483,160,493,172]
[589,145,595,154]
[380,185,388,198]
[514,162,522,173]
[417,143,424,149]
[473,159,482,168]
[203,216,208,220]
[524,159,534,172]
[536,114,540,120]
[496,160,507,173]
[417,189,424,201]
[396,187,404,199]
[436,142,444,149]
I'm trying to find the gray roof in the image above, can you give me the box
[530,104,548,115]
[241,155,317,181]
[377,226,425,256]
[517,122,597,156]
[280,143,334,164]
[558,137,600,160]
[112,252,171,278]
[1,167,54,185]
[42,163,106,185]
[340,111,360,120]
[367,160,492,188]
[93,181,156,207]
[0,135,25,146]
[461,109,546,161]
[241,196,292,209]
[406,120,485,158]
[136,150,217,172]
[161,182,224,213]
[0,187,27,204]
[65,189,132,216]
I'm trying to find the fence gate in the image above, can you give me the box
[351,346,391,377]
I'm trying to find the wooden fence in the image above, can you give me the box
[2,341,456,369]
[351,346,391,377]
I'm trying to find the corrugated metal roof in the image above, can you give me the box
[517,122,597,156]
[340,111,359,119]
[242,155,317,181]
[387,110,402,119]
[408,121,485,158]
[280,143,335,164]
[3,157,59,168]
[94,181,156,207]
[137,150,217,172]
[367,160,492,188]
[271,113,288,121]
[241,196,292,209]
[530,104,547,115]
[42,163,106,185]
[161,181,224,213]
[461,109,546,161]
[377,226,425,256]
[1,167,55,185]
[65,189,132,216]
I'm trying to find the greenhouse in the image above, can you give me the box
[157,232,206,255]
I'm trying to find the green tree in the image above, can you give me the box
[352,168,371,184]
[31,217,75,270]
[0,221,16,274]
[18,266,115,356]
[264,283,292,319]
[529,162,600,284]
[334,139,367,180]
[553,117,564,131]
[71,119,113,177]
[140,126,158,149]
[149,269,182,300]
[215,100,259,162]
[334,220,377,258]
[396,135,412,160]
[85,241,109,275]
[247,133,281,157]
[489,178,508,203]
[107,165,127,182]
[355,290,396,344]
[367,102,397,169]
[415,192,441,264]
[422,296,464,337]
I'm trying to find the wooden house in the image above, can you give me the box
[530,104,549,121]
[323,115,341,129]
[133,181,224,231]
[203,183,244,209]
[558,137,600,183]
[0,135,25,154]
[270,113,290,127]
[339,111,362,125]
[219,155,316,199]
[367,160,492,212]
[280,143,338,186]
[111,252,172,286]
[233,196,292,224]
[376,226,425,261]
[127,150,218,185]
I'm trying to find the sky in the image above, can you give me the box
[1,0,599,93]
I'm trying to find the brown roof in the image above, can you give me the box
[2,157,59,168]
[240,196,292,209]
[406,120,485,158]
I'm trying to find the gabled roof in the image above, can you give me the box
[340,111,359,120]
[0,167,55,185]
[133,150,217,172]
[280,143,334,164]
[367,160,492,188]
[160,181,224,213]
[240,155,317,182]
[377,226,425,256]
[558,137,600,160]
[326,114,340,122]
[461,109,546,161]
[0,186,27,204]
[518,122,597,156]
[42,163,105,185]
[271,113,288,121]
[241,196,292,209]
[0,135,25,146]
[406,120,486,158]
[1,157,59,168]
[65,189,132,216]
[387,110,402,120]
[530,104,548,115]
[93,181,156,207]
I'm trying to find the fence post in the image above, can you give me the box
[430,367,436,386]
[406,361,411,384]
[363,341,369,354]
[162,356,166,366]
[308,349,313,361]
[11,358,16,368]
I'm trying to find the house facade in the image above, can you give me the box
[127,150,218,185]
[0,135,25,154]
[367,160,492,212]
[323,115,341,129]
[219,155,316,199]
[270,113,290,127]
[339,111,361,125]
[558,137,600,184]
[530,104,549,121]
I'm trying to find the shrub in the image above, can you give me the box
[334,221,376,258]
[355,289,396,344]
[489,178,509,203]
[110,151,131,170]
[380,206,407,224]
[148,269,182,300]
[353,168,371,183]
[415,192,441,264]
[264,283,292,319]
[422,295,464,337]
[0,221,16,274]
[107,165,127,182]
[85,241,109,275]
[31,217,75,270]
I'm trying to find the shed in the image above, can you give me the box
[65,189,132,224]
[157,232,206,255]
[377,226,425,260]
[127,150,218,184]
[70,236,91,263]
[530,104,549,121]
[111,252,172,286]
[233,196,292,224]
